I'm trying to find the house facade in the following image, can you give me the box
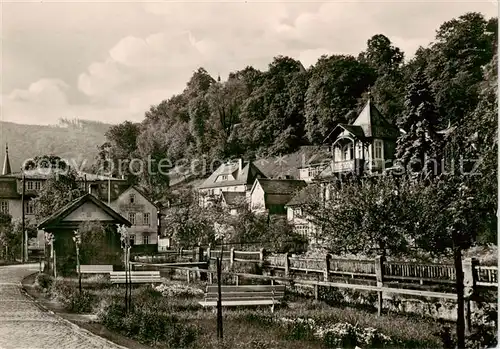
[108,186,159,247]
[321,98,400,179]
[0,145,158,250]
[249,178,307,216]
[197,159,266,207]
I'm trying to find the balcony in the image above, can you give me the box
[332,159,365,174]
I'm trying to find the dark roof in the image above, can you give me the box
[198,160,266,189]
[38,193,131,229]
[254,146,331,178]
[221,191,246,206]
[286,184,321,206]
[352,99,399,139]
[257,179,307,194]
[324,99,400,143]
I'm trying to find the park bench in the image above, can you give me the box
[109,271,161,284]
[198,284,286,312]
[79,265,113,274]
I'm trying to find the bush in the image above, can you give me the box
[99,300,198,348]
[154,283,204,298]
[67,290,95,313]
[34,273,53,291]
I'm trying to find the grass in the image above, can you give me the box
[31,274,452,349]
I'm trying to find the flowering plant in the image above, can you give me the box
[154,283,204,298]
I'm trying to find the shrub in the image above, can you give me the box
[154,283,204,298]
[67,290,95,313]
[99,300,198,348]
[34,273,53,291]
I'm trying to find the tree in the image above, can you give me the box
[32,170,84,220]
[24,155,68,171]
[302,176,418,256]
[395,67,442,174]
[305,55,376,143]
[425,12,496,128]
[0,213,16,261]
[95,121,141,184]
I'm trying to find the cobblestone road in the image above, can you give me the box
[0,264,125,349]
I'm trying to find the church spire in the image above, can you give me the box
[2,143,11,175]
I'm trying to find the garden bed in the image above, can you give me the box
[23,272,464,349]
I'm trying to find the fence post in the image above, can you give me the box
[197,246,204,281]
[206,244,211,262]
[179,247,183,259]
[230,248,235,267]
[463,257,478,335]
[284,253,290,277]
[259,248,266,272]
[324,254,331,281]
[375,255,385,316]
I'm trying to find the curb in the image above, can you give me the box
[20,273,129,349]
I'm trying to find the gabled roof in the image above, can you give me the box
[2,144,11,175]
[114,185,158,208]
[256,178,307,195]
[198,160,266,189]
[352,99,399,139]
[38,193,131,229]
[286,184,321,206]
[324,99,399,142]
[221,191,246,206]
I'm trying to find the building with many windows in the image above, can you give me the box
[0,145,158,249]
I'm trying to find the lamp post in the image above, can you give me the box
[73,230,82,294]
[21,168,26,262]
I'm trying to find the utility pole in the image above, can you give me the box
[21,169,26,262]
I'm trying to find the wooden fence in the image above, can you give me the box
[149,247,498,287]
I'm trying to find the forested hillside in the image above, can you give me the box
[0,119,110,171]
[96,12,497,199]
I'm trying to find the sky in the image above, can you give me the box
[1,0,497,126]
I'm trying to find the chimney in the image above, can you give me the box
[238,158,243,171]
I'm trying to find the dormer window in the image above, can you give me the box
[129,193,135,204]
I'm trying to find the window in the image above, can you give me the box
[293,208,302,217]
[128,212,136,225]
[221,175,228,181]
[143,212,150,226]
[0,201,8,214]
[25,201,34,215]
[26,181,34,190]
[34,181,41,190]
[295,224,309,238]
[374,140,383,159]
[129,235,135,246]
[143,234,149,244]
[129,194,135,204]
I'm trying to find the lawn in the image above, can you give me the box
[26,272,458,349]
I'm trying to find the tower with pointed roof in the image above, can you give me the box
[2,144,12,175]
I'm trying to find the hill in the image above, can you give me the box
[0,119,111,171]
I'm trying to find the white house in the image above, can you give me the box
[197,159,266,207]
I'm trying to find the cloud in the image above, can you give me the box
[8,79,69,106]
[3,1,497,125]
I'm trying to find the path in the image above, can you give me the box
[0,264,126,349]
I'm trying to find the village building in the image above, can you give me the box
[249,178,307,216]
[38,193,131,276]
[197,159,266,207]
[108,186,159,251]
[285,184,323,245]
[320,97,400,179]
[0,145,159,252]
